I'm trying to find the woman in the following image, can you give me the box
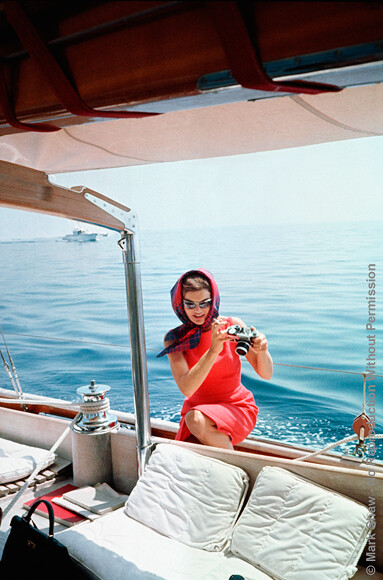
[157,269,273,449]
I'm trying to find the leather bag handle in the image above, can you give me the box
[24,499,55,537]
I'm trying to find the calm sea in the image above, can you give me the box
[0,221,382,459]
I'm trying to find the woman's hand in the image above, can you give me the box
[228,317,273,380]
[209,317,231,355]
[249,328,268,353]
[246,326,273,379]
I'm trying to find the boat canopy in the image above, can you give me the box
[0,1,382,173]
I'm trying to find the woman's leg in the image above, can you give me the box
[185,410,233,450]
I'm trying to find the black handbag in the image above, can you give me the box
[0,499,90,579]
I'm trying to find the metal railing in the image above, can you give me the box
[1,331,381,463]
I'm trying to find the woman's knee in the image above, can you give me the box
[184,410,232,449]
[185,410,212,435]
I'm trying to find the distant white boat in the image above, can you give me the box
[63,228,98,242]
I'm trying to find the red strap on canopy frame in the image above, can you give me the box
[1,0,160,132]
[209,1,341,95]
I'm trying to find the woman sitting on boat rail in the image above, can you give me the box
[157,269,273,449]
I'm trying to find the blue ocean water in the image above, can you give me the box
[0,220,382,459]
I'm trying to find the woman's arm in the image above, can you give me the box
[231,317,273,380]
[165,318,231,397]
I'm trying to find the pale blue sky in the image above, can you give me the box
[0,135,382,240]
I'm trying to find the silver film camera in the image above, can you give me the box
[227,325,259,356]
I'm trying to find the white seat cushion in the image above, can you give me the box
[125,443,249,551]
[58,508,272,580]
[0,437,56,484]
[231,466,370,580]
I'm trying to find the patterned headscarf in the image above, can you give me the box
[156,269,220,357]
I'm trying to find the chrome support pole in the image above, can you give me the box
[80,191,153,476]
[119,227,153,476]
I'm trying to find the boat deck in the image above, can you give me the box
[0,403,382,576]
[1,470,382,579]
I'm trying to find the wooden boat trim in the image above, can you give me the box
[0,160,128,230]
[0,1,382,134]
[1,391,381,474]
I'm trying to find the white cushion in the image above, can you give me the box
[125,443,249,551]
[0,437,56,484]
[58,508,272,580]
[231,466,370,580]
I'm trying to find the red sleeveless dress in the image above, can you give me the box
[175,318,258,446]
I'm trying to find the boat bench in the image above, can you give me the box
[58,443,371,580]
[0,437,56,487]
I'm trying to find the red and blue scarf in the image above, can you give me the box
[157,269,220,357]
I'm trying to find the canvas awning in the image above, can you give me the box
[0,82,381,174]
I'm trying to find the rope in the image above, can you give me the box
[0,395,112,524]
[4,332,383,378]
[2,332,382,466]
[0,414,78,525]
[0,350,20,395]
[79,399,110,413]
[0,324,23,397]
[294,433,383,462]
[272,362,383,378]
[5,331,131,351]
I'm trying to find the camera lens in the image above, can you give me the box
[235,340,249,356]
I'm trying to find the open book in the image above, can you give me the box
[62,482,129,515]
